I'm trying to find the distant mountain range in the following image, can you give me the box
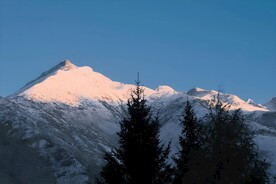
[0,60,275,183]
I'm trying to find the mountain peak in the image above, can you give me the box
[155,85,175,94]
[10,60,149,104]
[34,59,77,79]
[10,59,78,97]
[64,59,71,64]
[187,87,206,96]
[56,59,77,71]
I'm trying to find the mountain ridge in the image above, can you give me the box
[1,60,275,183]
[11,60,77,97]
[8,60,269,112]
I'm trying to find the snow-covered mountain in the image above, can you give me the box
[12,60,154,105]
[0,60,275,183]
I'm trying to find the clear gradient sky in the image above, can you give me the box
[0,0,275,103]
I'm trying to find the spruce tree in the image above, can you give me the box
[202,96,269,183]
[173,95,269,184]
[173,100,205,184]
[97,81,173,184]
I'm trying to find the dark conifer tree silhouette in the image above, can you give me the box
[173,100,205,184]
[199,95,269,183]
[97,80,173,184]
[173,95,269,184]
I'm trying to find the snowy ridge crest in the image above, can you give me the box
[155,85,176,94]
[11,60,78,97]
[10,60,155,105]
[9,60,270,113]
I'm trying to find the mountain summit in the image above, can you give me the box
[12,60,77,96]
[11,60,155,105]
[56,59,78,71]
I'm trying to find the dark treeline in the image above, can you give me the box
[97,82,269,184]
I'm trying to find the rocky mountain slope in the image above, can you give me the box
[0,60,275,183]
[265,97,276,112]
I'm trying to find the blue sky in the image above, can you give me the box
[0,0,275,103]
